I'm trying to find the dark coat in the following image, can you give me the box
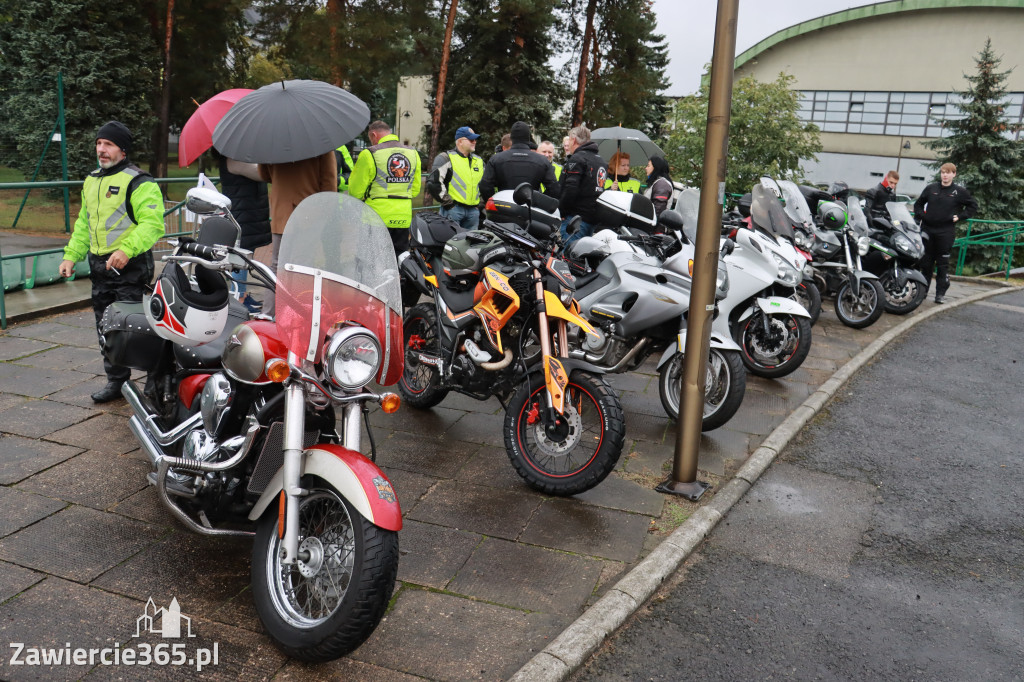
[219,158,271,250]
[558,141,607,223]
[913,182,978,231]
[478,143,559,202]
[864,181,897,218]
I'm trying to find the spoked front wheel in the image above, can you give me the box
[834,278,885,328]
[398,303,450,408]
[252,481,399,662]
[504,371,625,496]
[658,348,746,430]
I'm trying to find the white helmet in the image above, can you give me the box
[144,262,229,346]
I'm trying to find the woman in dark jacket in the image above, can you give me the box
[645,156,675,217]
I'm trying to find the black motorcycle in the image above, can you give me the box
[862,200,929,314]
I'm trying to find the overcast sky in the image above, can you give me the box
[650,1,879,95]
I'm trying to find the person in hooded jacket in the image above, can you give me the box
[864,170,899,219]
[645,156,675,219]
[559,125,607,246]
[478,121,559,203]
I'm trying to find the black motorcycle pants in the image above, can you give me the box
[90,251,153,382]
[919,224,955,297]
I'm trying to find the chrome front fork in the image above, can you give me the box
[280,380,306,565]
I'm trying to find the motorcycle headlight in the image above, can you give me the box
[893,233,912,255]
[716,264,729,298]
[857,236,870,256]
[794,231,811,249]
[323,327,382,390]
[771,252,800,287]
[559,283,574,307]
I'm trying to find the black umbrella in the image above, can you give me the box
[590,126,664,165]
[212,79,370,164]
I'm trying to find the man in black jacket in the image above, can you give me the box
[913,162,978,303]
[559,124,607,246]
[478,121,559,203]
[864,170,899,219]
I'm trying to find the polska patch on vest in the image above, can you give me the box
[386,153,412,182]
[106,186,121,199]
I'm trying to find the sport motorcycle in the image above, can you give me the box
[863,200,929,314]
[398,184,626,496]
[100,188,404,661]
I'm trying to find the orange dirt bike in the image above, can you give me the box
[398,185,626,495]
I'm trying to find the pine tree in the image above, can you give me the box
[926,39,1024,221]
[437,0,568,154]
[0,0,161,179]
[568,0,670,136]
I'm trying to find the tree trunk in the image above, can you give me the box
[429,0,459,165]
[154,0,174,189]
[327,0,347,88]
[572,0,598,128]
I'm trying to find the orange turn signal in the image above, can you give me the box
[265,358,290,383]
[380,392,401,414]
[688,259,694,277]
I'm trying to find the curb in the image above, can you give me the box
[508,283,1019,682]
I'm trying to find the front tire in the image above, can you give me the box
[398,303,450,408]
[879,270,928,315]
[658,348,746,430]
[834,278,885,328]
[504,371,625,496]
[252,480,399,662]
[791,281,822,326]
[736,312,812,379]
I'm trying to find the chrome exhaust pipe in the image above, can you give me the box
[128,415,168,467]
[122,381,202,446]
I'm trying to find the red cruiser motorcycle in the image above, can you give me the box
[100,189,404,661]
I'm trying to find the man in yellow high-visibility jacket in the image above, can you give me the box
[58,121,165,403]
[349,120,422,256]
[426,126,484,230]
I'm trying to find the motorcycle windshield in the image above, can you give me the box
[275,192,404,386]
[750,184,795,242]
[847,194,870,236]
[886,201,920,233]
[675,188,700,244]
[778,180,814,229]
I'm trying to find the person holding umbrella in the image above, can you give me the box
[604,151,641,193]
[348,120,422,257]
[57,122,165,403]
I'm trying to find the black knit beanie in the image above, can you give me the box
[510,121,532,144]
[96,121,133,154]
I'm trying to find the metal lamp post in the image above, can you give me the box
[896,139,911,173]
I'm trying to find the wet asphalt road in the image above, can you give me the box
[575,289,1024,681]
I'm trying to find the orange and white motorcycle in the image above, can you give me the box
[398,185,625,496]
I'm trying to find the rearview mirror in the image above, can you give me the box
[185,187,232,215]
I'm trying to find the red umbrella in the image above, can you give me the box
[177,88,253,167]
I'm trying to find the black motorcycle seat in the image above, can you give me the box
[436,269,478,317]
[173,298,250,370]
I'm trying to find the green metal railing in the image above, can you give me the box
[1,178,214,329]
[952,219,1024,279]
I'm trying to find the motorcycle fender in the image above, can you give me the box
[738,296,811,321]
[248,444,402,531]
[850,269,879,292]
[656,329,742,370]
[544,290,597,336]
[897,268,928,288]
[527,355,608,376]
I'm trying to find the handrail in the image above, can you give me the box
[952,218,1024,279]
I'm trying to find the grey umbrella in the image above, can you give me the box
[590,126,664,165]
[211,79,370,164]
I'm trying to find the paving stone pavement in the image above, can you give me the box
[0,280,1003,680]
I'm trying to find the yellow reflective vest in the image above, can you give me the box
[336,145,354,193]
[604,176,642,194]
[442,150,483,205]
[64,164,165,261]
[348,135,422,229]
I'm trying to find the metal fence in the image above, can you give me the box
[953,219,1024,279]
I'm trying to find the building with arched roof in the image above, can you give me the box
[734,0,1024,196]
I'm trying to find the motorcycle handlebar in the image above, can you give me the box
[178,238,220,261]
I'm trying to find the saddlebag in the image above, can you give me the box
[594,190,657,232]
[411,212,462,256]
[99,301,168,372]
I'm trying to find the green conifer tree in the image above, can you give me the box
[926,39,1024,221]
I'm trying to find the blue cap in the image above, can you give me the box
[455,126,480,141]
